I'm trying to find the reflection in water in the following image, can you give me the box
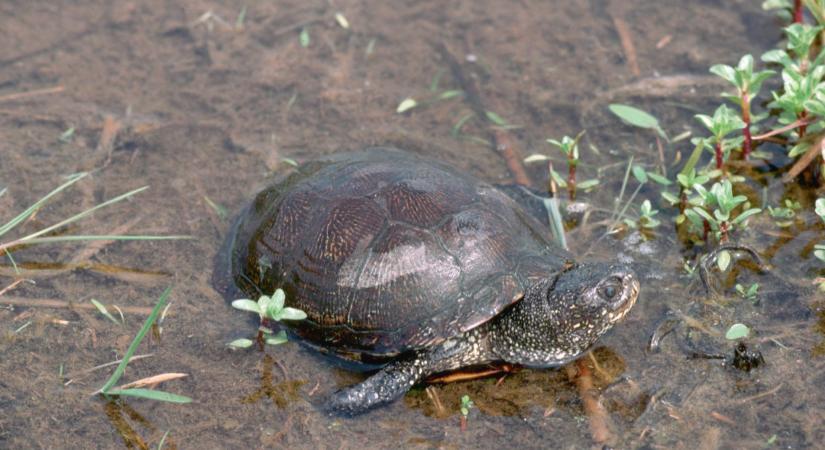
[103,399,177,450]
[241,353,306,408]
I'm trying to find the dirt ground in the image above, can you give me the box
[1,0,824,449]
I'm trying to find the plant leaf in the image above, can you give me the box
[106,388,192,404]
[279,307,307,321]
[717,250,731,272]
[725,323,750,340]
[231,299,261,315]
[265,330,289,346]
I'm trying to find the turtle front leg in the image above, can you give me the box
[326,355,426,415]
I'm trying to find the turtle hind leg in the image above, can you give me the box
[325,353,426,415]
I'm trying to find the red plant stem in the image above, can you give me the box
[794,0,803,23]
[714,141,724,170]
[798,110,809,138]
[568,159,577,200]
[741,92,752,160]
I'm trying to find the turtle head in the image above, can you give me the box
[491,262,639,367]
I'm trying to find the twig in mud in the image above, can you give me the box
[64,353,155,386]
[781,133,825,182]
[425,386,446,417]
[0,86,64,103]
[433,42,533,186]
[565,358,614,445]
[0,278,32,297]
[709,411,736,426]
[752,117,815,141]
[0,296,160,315]
[611,15,640,77]
[733,383,784,404]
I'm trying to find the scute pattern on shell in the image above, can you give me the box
[214,148,572,361]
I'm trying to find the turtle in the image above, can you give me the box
[212,147,640,415]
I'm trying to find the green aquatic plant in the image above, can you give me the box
[766,199,802,227]
[710,54,775,159]
[0,172,188,260]
[623,199,661,230]
[683,180,761,244]
[725,323,751,340]
[694,105,746,171]
[735,282,760,302]
[229,289,307,350]
[459,394,474,431]
[546,131,586,199]
[95,287,192,404]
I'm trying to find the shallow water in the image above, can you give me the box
[1,1,823,449]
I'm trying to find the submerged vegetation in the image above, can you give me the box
[229,288,307,350]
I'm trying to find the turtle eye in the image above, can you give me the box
[599,278,622,300]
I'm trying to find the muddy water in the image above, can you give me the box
[1,1,823,449]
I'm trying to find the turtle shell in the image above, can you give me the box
[213,148,572,362]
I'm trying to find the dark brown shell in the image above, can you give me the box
[213,148,572,361]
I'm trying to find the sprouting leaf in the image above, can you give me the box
[265,330,289,346]
[632,165,648,184]
[271,289,285,311]
[717,249,731,272]
[523,154,550,163]
[59,127,76,143]
[228,339,254,349]
[577,179,600,190]
[438,90,463,100]
[608,104,667,139]
[725,323,750,340]
[485,111,509,127]
[299,27,310,47]
[396,98,417,114]
[334,12,350,29]
[279,307,308,321]
[815,198,825,221]
[231,299,261,315]
[646,172,672,186]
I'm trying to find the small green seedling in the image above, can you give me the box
[299,27,310,47]
[767,199,801,227]
[624,199,661,230]
[710,54,775,159]
[695,105,746,170]
[58,127,76,143]
[459,394,474,431]
[735,283,760,301]
[230,289,307,350]
[546,131,594,199]
[683,179,761,243]
[725,323,751,340]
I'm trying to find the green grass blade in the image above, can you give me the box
[15,186,149,243]
[542,197,568,250]
[0,172,88,237]
[98,286,172,394]
[106,388,192,404]
[14,235,192,244]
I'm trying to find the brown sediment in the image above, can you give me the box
[566,358,614,445]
